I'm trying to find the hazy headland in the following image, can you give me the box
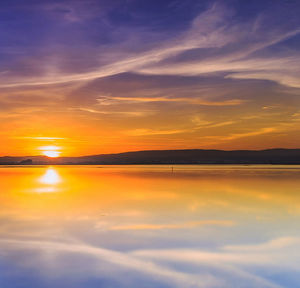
[1,148,300,165]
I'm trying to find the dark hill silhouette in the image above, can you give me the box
[18,159,33,165]
[1,148,300,165]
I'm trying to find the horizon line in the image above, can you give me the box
[1,147,300,159]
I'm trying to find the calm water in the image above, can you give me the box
[0,165,300,288]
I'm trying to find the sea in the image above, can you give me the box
[0,165,299,288]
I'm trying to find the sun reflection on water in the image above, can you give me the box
[37,167,61,192]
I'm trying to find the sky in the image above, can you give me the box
[0,0,300,156]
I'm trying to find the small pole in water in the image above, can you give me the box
[171,166,174,173]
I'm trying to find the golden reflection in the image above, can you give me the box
[35,167,62,193]
[1,165,300,221]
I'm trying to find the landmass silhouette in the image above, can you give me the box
[1,149,300,165]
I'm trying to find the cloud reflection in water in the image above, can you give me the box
[0,165,299,287]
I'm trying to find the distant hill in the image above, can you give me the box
[1,149,300,165]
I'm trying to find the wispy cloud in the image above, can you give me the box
[124,128,187,136]
[1,2,299,88]
[211,127,278,141]
[132,237,300,287]
[0,238,221,288]
[77,107,154,117]
[224,237,300,253]
[110,220,235,231]
[100,96,245,106]
[2,236,296,288]
[13,136,66,140]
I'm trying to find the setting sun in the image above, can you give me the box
[43,151,60,158]
[39,146,61,158]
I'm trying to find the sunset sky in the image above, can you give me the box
[1,0,300,156]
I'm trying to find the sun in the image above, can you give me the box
[39,145,61,158]
[43,151,60,158]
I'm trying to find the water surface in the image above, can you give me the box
[0,165,300,288]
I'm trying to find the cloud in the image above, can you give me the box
[131,237,300,287]
[13,136,66,140]
[224,237,300,253]
[0,238,221,288]
[2,236,297,288]
[110,220,235,231]
[132,236,300,268]
[77,107,154,117]
[101,96,245,106]
[1,2,299,89]
[124,128,187,136]
[227,69,300,88]
[213,127,278,141]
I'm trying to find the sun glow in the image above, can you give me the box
[39,145,61,158]
[43,151,60,157]
[39,168,61,185]
[36,167,62,193]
